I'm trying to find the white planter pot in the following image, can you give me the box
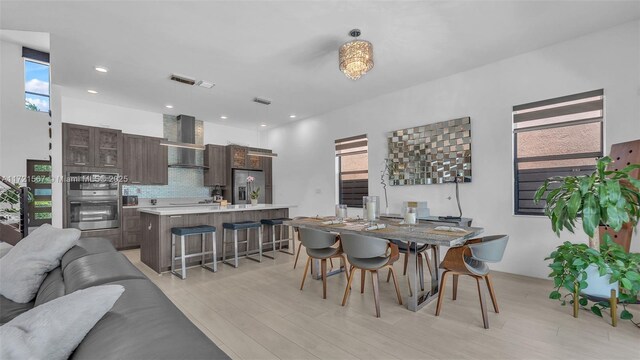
[250,198,258,206]
[581,264,619,298]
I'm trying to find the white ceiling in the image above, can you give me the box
[1,1,639,129]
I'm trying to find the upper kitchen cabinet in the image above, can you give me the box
[204,144,227,186]
[123,134,145,184]
[95,128,123,168]
[122,134,168,185]
[64,124,93,166]
[63,123,122,168]
[145,137,168,185]
[262,156,272,187]
[229,145,247,169]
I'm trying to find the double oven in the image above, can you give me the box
[67,172,120,230]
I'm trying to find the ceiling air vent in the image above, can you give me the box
[253,97,272,105]
[169,74,196,86]
[196,80,215,89]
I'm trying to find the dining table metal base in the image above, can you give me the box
[406,243,441,312]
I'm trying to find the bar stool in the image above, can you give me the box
[260,218,294,259]
[222,221,262,267]
[170,225,217,280]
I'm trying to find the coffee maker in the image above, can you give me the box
[211,185,223,202]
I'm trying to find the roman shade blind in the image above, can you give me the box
[513,89,604,215]
[336,135,368,208]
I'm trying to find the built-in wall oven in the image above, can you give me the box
[67,172,120,230]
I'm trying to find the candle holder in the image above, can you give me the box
[362,196,380,225]
[404,206,417,232]
[335,204,348,221]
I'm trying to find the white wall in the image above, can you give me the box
[267,20,640,279]
[0,39,50,180]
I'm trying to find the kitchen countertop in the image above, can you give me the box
[123,202,221,209]
[138,204,296,216]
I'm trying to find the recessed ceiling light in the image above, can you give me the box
[87,90,98,94]
[289,114,296,119]
[94,66,108,73]
[220,116,227,120]
[260,124,267,127]
[165,105,174,109]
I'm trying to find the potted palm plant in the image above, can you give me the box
[534,156,640,325]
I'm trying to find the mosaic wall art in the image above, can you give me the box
[387,117,471,186]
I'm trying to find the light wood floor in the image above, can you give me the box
[123,249,639,360]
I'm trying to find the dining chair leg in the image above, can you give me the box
[475,276,489,329]
[388,266,403,305]
[360,269,366,294]
[321,259,327,299]
[386,268,392,283]
[435,271,449,316]
[342,265,357,306]
[300,257,311,291]
[329,258,334,268]
[452,274,459,301]
[340,255,350,280]
[371,270,381,317]
[293,242,303,269]
[485,274,499,313]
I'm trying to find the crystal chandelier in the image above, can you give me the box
[339,29,374,80]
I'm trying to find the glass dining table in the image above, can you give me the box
[285,216,484,312]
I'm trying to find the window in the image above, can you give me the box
[513,89,604,215]
[23,47,50,113]
[336,134,368,208]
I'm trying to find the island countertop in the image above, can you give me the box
[138,204,296,216]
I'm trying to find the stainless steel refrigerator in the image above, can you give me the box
[232,169,266,204]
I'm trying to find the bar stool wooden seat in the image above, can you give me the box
[170,225,217,280]
[222,221,262,268]
[260,218,294,259]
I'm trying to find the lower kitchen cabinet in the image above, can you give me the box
[121,207,141,249]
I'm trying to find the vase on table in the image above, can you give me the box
[251,198,258,206]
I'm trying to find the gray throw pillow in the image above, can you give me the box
[0,224,80,303]
[0,284,124,360]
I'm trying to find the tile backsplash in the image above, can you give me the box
[122,167,212,198]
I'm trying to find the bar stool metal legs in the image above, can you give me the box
[222,227,263,268]
[261,223,294,260]
[170,230,217,280]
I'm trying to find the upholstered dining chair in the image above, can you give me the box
[340,233,403,317]
[293,219,334,269]
[435,235,509,329]
[298,227,349,299]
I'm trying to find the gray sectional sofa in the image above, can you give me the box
[0,237,229,360]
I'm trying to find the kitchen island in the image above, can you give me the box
[138,204,295,273]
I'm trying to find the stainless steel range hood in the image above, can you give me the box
[161,114,208,169]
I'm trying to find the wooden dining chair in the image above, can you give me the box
[298,227,349,299]
[340,233,403,317]
[435,235,508,329]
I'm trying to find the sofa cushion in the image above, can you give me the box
[1,285,124,360]
[0,295,34,325]
[34,268,65,306]
[63,252,146,294]
[70,279,229,360]
[61,237,117,272]
[0,224,80,303]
